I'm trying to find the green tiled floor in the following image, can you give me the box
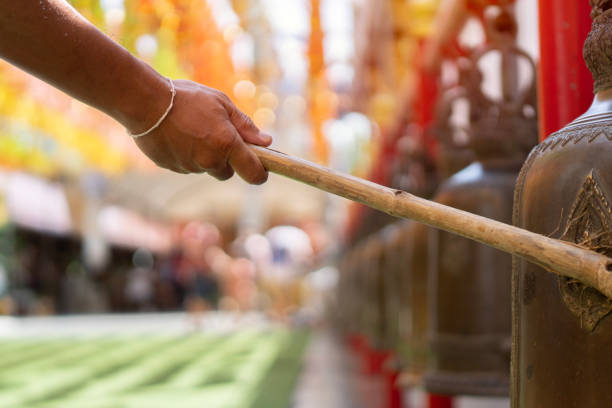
[0,330,309,408]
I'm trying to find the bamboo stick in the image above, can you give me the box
[250,145,612,299]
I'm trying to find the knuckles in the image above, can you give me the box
[215,91,232,105]
[212,129,239,159]
[234,110,256,131]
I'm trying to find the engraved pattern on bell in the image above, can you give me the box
[590,0,612,18]
[557,170,612,331]
[512,114,612,407]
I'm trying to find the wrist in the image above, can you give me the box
[111,58,171,134]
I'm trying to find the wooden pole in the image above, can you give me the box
[251,145,612,299]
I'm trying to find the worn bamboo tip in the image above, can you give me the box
[597,261,612,299]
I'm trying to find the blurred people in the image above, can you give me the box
[124,249,155,311]
[184,263,220,314]
[178,223,223,328]
[224,258,257,311]
[155,249,183,310]
[0,259,15,315]
[261,226,314,321]
[61,261,108,313]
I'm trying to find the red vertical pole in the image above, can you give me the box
[385,369,402,408]
[415,40,440,160]
[428,394,454,408]
[537,0,592,141]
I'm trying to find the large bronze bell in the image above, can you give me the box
[335,251,357,335]
[424,9,538,397]
[353,242,371,338]
[382,131,439,380]
[392,68,477,384]
[512,2,612,406]
[338,244,369,339]
[361,236,388,349]
[380,222,406,352]
[396,221,431,379]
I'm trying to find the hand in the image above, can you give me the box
[0,2,271,184]
[133,79,272,184]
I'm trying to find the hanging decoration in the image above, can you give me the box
[307,0,334,164]
[0,66,127,176]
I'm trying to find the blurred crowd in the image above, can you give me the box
[0,219,334,323]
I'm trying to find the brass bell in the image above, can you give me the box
[425,8,538,397]
[512,1,612,406]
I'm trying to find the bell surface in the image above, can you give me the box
[512,4,612,406]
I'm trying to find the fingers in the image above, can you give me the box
[191,126,267,184]
[227,133,269,185]
[221,97,272,147]
[207,164,234,181]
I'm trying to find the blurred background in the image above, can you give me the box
[0,0,547,407]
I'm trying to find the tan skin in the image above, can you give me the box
[0,0,271,183]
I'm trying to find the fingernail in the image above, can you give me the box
[258,132,272,144]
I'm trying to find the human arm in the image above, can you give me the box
[0,0,271,183]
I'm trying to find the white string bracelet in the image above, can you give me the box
[128,78,176,138]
